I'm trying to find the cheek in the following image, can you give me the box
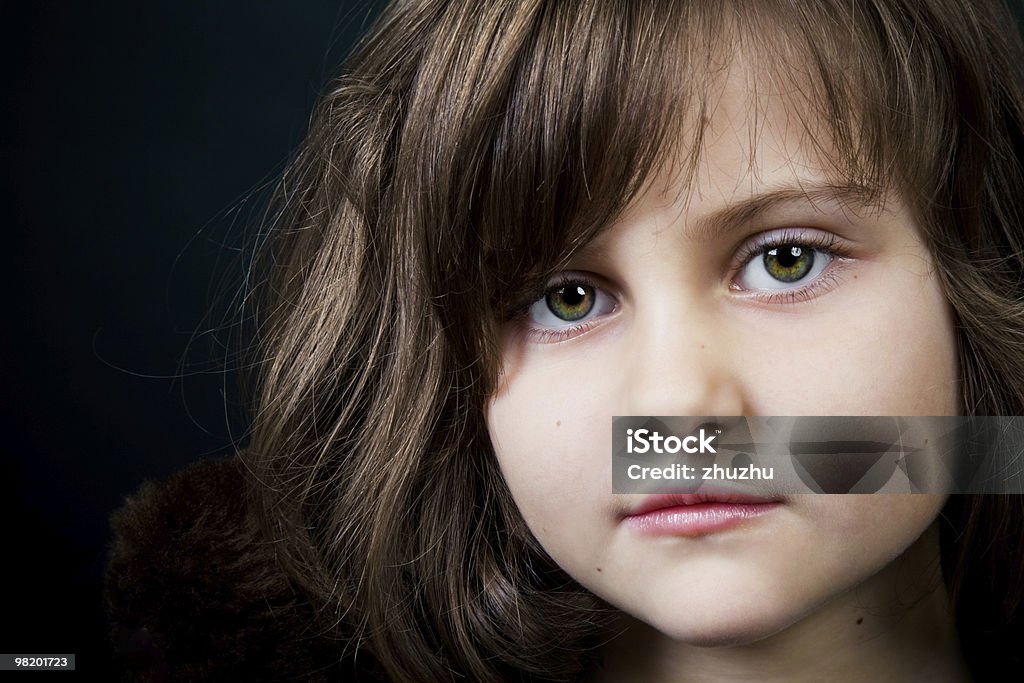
[486,361,613,549]
[800,493,948,613]
[814,494,946,562]
[738,264,958,416]
[847,276,958,413]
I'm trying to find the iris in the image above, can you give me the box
[764,246,813,282]
[546,284,595,321]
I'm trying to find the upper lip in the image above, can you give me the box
[624,491,784,518]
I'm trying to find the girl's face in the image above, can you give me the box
[486,57,959,645]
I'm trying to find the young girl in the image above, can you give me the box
[107,0,1024,680]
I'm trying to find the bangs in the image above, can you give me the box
[380,0,976,385]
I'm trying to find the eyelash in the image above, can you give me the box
[512,229,852,343]
[528,324,599,345]
[730,229,849,305]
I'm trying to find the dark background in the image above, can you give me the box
[5,1,1024,678]
[5,1,384,675]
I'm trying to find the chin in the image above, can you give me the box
[639,593,806,648]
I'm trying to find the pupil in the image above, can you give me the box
[562,286,586,305]
[777,246,801,267]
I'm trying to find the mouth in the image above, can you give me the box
[622,491,784,537]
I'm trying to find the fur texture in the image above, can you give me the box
[104,457,383,681]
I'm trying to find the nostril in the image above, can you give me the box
[697,420,724,435]
[732,452,753,469]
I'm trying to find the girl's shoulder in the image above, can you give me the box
[104,456,384,681]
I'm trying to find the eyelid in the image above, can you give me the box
[731,228,845,270]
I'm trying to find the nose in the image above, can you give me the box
[618,303,748,417]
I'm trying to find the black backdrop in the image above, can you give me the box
[5,1,1024,678]
[5,1,384,675]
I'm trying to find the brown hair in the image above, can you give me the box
[242,1,1024,680]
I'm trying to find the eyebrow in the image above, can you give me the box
[686,183,885,242]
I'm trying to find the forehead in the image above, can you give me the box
[587,10,900,255]
[601,47,887,249]
[681,48,843,202]
[457,1,923,315]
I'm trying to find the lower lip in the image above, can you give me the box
[624,502,781,536]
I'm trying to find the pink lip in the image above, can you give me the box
[623,492,783,536]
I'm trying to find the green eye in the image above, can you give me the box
[763,246,814,283]
[546,284,595,321]
[738,238,833,293]
[526,276,615,335]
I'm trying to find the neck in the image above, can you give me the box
[592,524,972,683]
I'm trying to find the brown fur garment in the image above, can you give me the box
[104,457,382,681]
